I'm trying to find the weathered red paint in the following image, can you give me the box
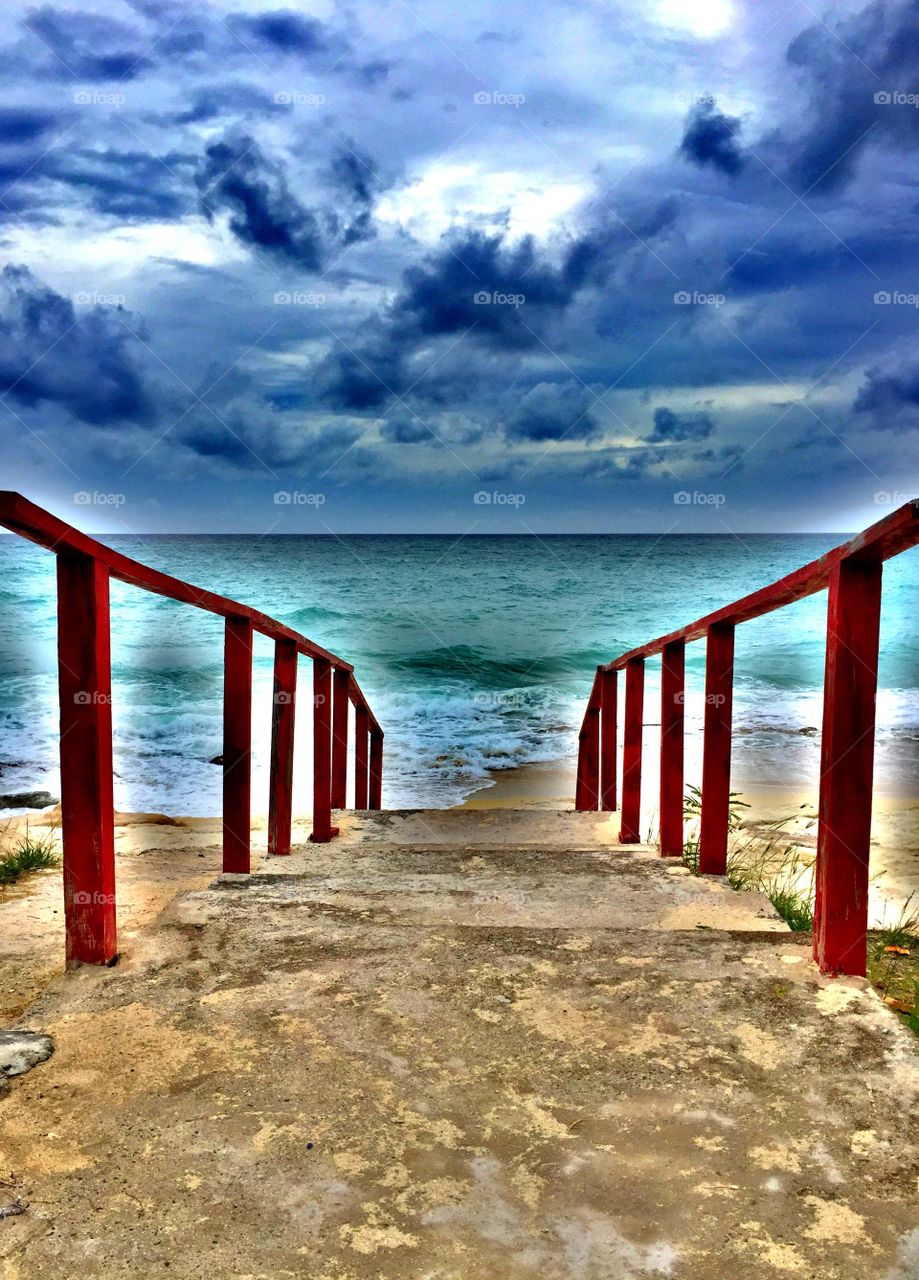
[619,657,645,843]
[814,558,882,976]
[0,493,384,972]
[331,668,350,810]
[369,731,383,809]
[57,553,116,968]
[310,658,338,842]
[576,709,600,811]
[223,616,253,873]
[600,668,617,812]
[267,638,297,856]
[354,705,370,808]
[699,623,734,875]
[659,639,685,857]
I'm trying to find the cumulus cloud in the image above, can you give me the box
[648,406,715,442]
[679,101,745,175]
[0,264,155,425]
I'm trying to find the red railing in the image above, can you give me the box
[0,492,383,969]
[576,499,919,977]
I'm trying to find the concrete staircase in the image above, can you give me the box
[4,807,918,1279]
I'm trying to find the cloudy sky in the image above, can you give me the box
[0,0,917,532]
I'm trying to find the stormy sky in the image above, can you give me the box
[1,0,918,532]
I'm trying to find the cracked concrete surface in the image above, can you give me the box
[1,809,917,1279]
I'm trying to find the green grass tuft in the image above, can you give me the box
[0,826,59,886]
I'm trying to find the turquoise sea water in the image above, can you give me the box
[0,533,918,814]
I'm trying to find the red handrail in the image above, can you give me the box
[0,492,384,969]
[576,499,919,977]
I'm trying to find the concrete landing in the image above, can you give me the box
[2,810,918,1279]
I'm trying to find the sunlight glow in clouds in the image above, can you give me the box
[655,0,735,38]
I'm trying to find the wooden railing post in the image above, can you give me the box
[310,657,338,842]
[600,669,617,811]
[576,707,600,810]
[814,557,882,976]
[619,657,645,843]
[331,668,349,810]
[223,616,253,873]
[354,705,369,808]
[660,639,685,857]
[57,552,116,967]
[699,623,734,875]
[369,730,383,809]
[267,637,297,856]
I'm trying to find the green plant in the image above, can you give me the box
[0,825,59,887]
[766,885,814,932]
[683,784,750,832]
[871,893,919,958]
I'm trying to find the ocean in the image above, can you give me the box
[1,532,918,816]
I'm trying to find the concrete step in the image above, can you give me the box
[330,806,638,848]
[231,833,787,935]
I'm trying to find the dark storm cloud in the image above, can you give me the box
[197,133,386,269]
[231,10,328,56]
[317,338,407,412]
[679,101,745,175]
[0,107,59,143]
[197,133,328,271]
[649,406,715,442]
[504,381,601,442]
[854,356,919,430]
[21,6,152,80]
[0,264,154,425]
[48,147,193,220]
[783,0,919,193]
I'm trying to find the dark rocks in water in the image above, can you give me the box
[796,727,818,737]
[0,791,58,809]
[0,1030,53,1078]
[209,755,224,766]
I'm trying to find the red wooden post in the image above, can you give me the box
[814,558,882,976]
[331,668,349,810]
[310,657,338,841]
[369,731,383,809]
[223,616,253,873]
[57,553,116,968]
[576,710,600,810]
[354,705,369,808]
[619,657,645,843]
[659,639,685,857]
[600,669,617,812]
[699,623,734,875]
[267,638,297,856]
